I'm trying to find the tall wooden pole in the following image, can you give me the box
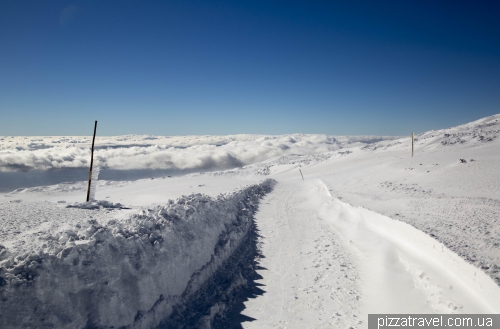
[299,169,304,181]
[411,132,414,157]
[86,121,98,202]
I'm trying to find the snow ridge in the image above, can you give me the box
[0,179,276,329]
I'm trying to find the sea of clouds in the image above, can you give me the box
[0,134,398,172]
[0,134,400,190]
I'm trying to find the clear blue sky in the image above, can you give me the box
[1,0,499,136]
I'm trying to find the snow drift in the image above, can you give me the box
[0,179,276,328]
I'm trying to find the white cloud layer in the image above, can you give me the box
[0,134,400,173]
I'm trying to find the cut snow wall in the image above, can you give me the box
[0,179,276,329]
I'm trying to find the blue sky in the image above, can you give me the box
[1,0,499,136]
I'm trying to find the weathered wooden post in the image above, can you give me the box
[299,169,304,181]
[411,132,414,157]
[86,121,97,202]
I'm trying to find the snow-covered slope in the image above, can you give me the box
[0,114,499,328]
[207,115,500,285]
[241,179,500,328]
[236,114,500,327]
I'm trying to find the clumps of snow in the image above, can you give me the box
[0,179,276,328]
[66,200,128,210]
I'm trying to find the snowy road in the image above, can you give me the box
[242,180,362,328]
[241,179,500,328]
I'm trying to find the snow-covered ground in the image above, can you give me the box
[1,115,499,328]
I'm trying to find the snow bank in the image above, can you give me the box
[0,179,276,328]
[312,180,500,313]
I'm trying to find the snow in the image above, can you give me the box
[0,114,499,328]
[0,179,276,328]
[314,181,499,314]
[240,180,362,328]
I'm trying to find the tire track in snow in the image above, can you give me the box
[241,181,362,329]
[311,179,500,316]
[274,191,285,328]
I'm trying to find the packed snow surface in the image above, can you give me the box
[1,114,500,328]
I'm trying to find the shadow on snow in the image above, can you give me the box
[156,221,267,329]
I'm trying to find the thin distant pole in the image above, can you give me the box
[411,132,414,157]
[86,121,98,202]
[299,169,304,181]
